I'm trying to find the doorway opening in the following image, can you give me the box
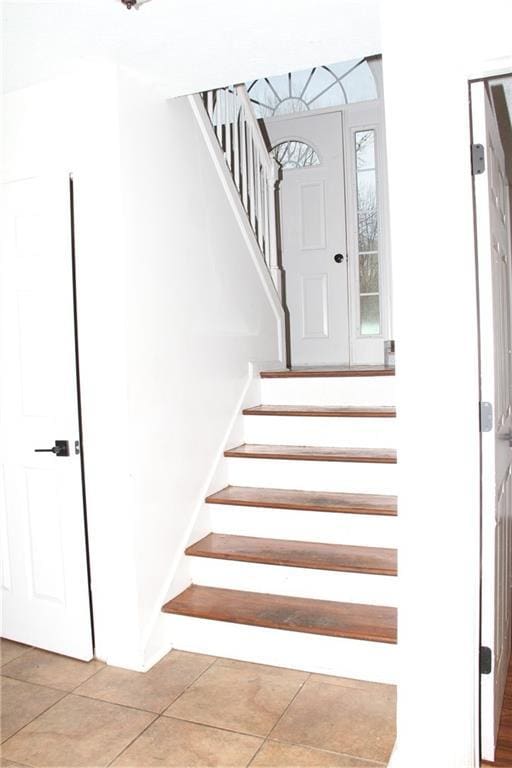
[251,55,392,367]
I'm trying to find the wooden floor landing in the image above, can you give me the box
[482,654,512,766]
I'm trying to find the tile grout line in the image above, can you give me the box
[266,735,388,766]
[265,671,311,743]
[1,656,105,696]
[106,712,268,768]
[162,713,269,741]
[0,645,33,668]
[104,711,160,768]
[103,654,220,768]
[246,672,313,767]
[0,689,69,748]
[74,654,219,716]
[263,675,393,767]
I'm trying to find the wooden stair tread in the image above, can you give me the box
[243,404,396,418]
[261,366,395,378]
[163,585,397,644]
[186,533,397,576]
[224,444,397,464]
[205,486,397,516]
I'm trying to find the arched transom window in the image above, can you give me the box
[247,58,378,119]
[271,140,320,169]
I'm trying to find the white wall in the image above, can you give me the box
[115,69,282,664]
[381,2,512,767]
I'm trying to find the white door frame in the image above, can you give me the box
[472,74,512,761]
[264,97,392,365]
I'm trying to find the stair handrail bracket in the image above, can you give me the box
[200,83,282,297]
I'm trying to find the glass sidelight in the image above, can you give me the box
[355,129,380,335]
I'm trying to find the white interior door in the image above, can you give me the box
[472,81,512,761]
[266,112,349,366]
[0,175,93,660]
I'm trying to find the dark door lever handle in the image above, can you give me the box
[334,253,345,263]
[35,440,70,457]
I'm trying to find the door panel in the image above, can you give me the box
[266,112,349,366]
[473,81,512,762]
[0,175,93,660]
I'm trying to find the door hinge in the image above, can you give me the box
[480,646,492,675]
[480,401,493,432]
[471,143,485,175]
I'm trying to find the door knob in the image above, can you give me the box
[334,253,345,263]
[35,440,70,457]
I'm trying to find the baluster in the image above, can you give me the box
[240,105,249,213]
[206,90,214,123]
[247,129,256,229]
[255,161,263,248]
[225,89,232,171]
[215,89,223,146]
[233,92,240,191]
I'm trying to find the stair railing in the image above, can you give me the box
[200,85,281,295]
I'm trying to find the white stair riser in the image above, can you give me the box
[226,457,397,495]
[243,415,396,448]
[165,615,397,684]
[208,504,397,548]
[189,557,398,606]
[261,376,396,407]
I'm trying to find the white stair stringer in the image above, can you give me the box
[208,503,397,549]
[164,614,397,685]
[261,375,396,406]
[226,456,397,495]
[243,413,396,448]
[189,556,398,606]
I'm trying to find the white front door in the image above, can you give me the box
[267,112,349,366]
[0,175,93,660]
[472,81,512,761]
[266,104,389,367]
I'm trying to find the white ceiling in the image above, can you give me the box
[1,0,381,96]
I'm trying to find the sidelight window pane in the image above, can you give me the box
[359,253,379,294]
[358,212,378,252]
[360,295,380,336]
[355,129,380,335]
[355,130,375,170]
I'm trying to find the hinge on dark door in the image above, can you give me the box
[480,646,492,675]
[480,401,493,432]
[471,143,485,175]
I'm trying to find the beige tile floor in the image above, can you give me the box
[0,638,396,767]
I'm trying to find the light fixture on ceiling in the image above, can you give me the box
[120,0,152,9]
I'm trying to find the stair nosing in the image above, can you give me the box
[242,405,397,418]
[205,486,397,517]
[260,368,395,379]
[224,444,397,464]
[186,533,397,576]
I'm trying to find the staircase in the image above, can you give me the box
[162,365,397,684]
